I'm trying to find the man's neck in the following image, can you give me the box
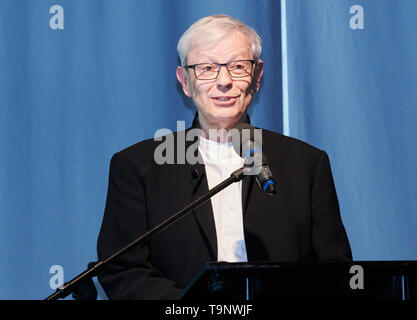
[197,113,247,143]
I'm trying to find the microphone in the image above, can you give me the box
[231,123,277,195]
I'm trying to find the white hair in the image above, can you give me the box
[177,14,262,66]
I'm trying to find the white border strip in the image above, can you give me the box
[281,0,290,136]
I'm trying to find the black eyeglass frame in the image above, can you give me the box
[183,59,257,80]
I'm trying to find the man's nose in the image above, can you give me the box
[216,65,233,91]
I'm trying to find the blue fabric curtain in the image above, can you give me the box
[1,0,416,299]
[283,0,417,260]
[0,0,282,299]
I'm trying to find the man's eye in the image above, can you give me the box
[201,65,214,71]
[231,62,249,70]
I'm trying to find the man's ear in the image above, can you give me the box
[253,59,264,92]
[176,66,192,97]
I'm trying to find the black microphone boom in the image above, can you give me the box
[45,167,247,300]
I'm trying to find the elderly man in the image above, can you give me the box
[97,15,352,300]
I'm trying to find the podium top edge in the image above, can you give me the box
[204,260,417,270]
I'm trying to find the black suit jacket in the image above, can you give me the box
[97,127,352,299]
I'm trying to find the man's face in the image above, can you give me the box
[177,31,263,131]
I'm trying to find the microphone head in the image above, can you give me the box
[231,123,262,158]
[231,123,277,195]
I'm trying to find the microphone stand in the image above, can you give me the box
[45,166,247,300]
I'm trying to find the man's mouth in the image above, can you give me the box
[214,97,234,101]
[211,95,240,106]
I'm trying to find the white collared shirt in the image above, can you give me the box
[198,136,248,262]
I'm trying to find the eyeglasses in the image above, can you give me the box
[184,59,256,80]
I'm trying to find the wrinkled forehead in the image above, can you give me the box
[186,31,253,65]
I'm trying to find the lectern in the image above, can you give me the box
[180,261,417,300]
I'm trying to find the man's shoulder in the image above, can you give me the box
[111,130,184,163]
[119,136,160,156]
[260,128,330,176]
[261,128,324,157]
[111,127,326,165]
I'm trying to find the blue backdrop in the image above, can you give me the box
[0,0,416,299]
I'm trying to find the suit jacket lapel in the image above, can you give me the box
[186,132,218,261]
